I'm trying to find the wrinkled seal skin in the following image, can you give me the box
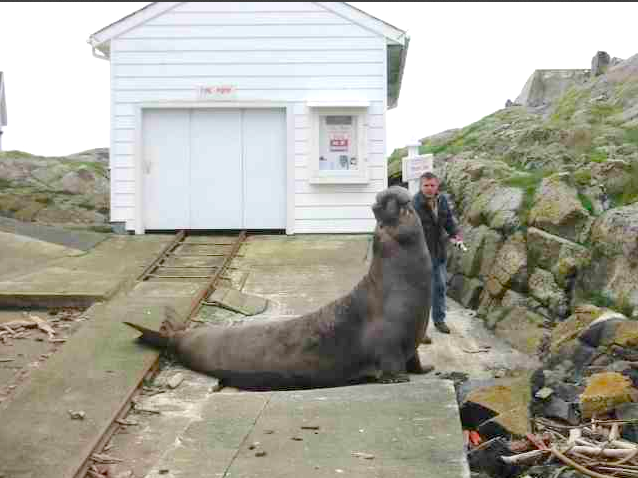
[125,186,433,390]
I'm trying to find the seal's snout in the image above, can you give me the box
[372,186,412,225]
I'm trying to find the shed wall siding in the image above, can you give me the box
[109,1,387,233]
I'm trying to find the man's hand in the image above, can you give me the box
[450,235,468,252]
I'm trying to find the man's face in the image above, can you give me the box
[420,177,439,198]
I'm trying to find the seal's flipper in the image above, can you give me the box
[123,322,169,349]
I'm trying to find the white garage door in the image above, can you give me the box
[142,108,286,230]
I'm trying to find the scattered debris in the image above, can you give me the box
[301,425,320,430]
[28,314,56,340]
[134,405,161,414]
[167,372,184,389]
[468,416,638,478]
[91,453,123,464]
[351,451,375,460]
[0,357,14,362]
[115,418,139,426]
[248,442,260,450]
[264,429,275,434]
[493,369,506,378]
[534,387,554,400]
[255,450,267,457]
[68,410,86,420]
[291,437,303,441]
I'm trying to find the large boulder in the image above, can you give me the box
[492,306,548,355]
[466,186,523,234]
[442,158,513,215]
[448,224,503,280]
[0,150,111,227]
[448,275,483,309]
[484,231,528,299]
[526,227,591,288]
[58,168,108,195]
[528,174,592,242]
[479,229,505,278]
[459,373,533,439]
[591,51,611,77]
[590,159,634,196]
[528,268,570,319]
[549,304,605,355]
[580,372,635,418]
[578,204,638,315]
[591,203,638,259]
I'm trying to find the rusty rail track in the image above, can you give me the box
[76,230,247,478]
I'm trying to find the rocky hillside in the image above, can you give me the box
[388,52,638,355]
[0,148,110,231]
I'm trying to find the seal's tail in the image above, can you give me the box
[124,322,169,349]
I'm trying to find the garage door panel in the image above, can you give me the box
[190,109,243,229]
[142,107,286,231]
[142,109,190,229]
[243,109,287,229]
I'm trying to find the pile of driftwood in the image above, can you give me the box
[498,417,638,478]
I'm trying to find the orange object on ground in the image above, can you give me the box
[469,430,482,446]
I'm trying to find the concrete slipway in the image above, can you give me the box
[0,226,536,478]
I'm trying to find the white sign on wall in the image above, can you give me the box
[196,85,237,100]
[402,154,433,181]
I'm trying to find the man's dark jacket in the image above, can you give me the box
[412,191,460,262]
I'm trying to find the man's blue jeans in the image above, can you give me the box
[431,256,447,325]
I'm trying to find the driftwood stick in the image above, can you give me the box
[569,428,583,445]
[579,431,638,450]
[551,446,616,478]
[593,467,638,477]
[610,424,621,441]
[501,449,549,464]
[2,320,36,329]
[536,417,638,430]
[611,440,638,450]
[612,447,638,466]
[568,446,637,458]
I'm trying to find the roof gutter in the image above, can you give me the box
[390,35,409,110]
[91,46,109,61]
[88,35,110,61]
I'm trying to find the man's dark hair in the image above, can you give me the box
[420,172,438,181]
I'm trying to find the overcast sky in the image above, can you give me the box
[1,2,637,157]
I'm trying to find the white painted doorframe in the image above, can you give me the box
[134,101,295,235]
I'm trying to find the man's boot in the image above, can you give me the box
[434,322,451,334]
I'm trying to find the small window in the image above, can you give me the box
[319,115,358,171]
[309,106,370,184]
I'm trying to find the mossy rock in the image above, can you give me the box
[465,372,534,437]
[13,201,47,222]
[549,304,604,355]
[580,372,636,418]
[493,305,546,355]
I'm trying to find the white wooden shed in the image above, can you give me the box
[88,2,409,234]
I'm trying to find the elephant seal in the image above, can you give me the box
[125,186,433,390]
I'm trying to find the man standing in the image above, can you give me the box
[412,172,462,337]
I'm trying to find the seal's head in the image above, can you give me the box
[372,186,424,249]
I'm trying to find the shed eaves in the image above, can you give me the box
[0,72,7,127]
[87,2,409,109]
